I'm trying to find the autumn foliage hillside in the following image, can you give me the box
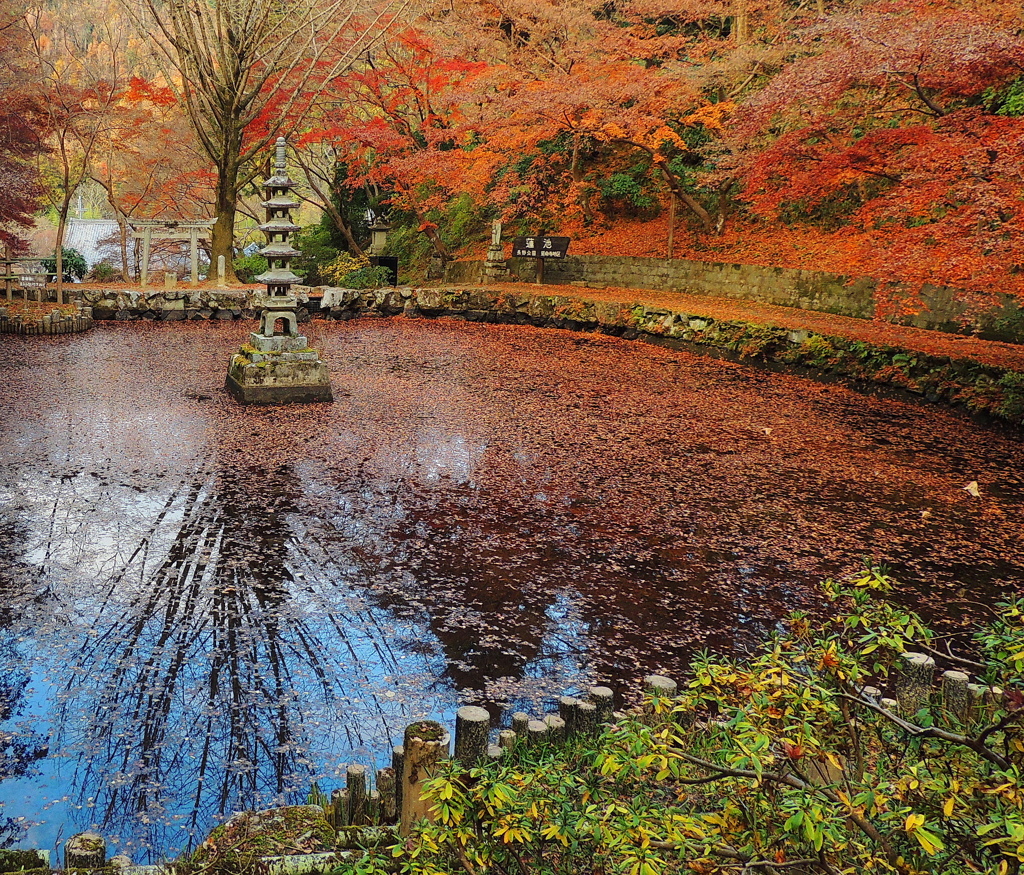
[294,0,1024,322]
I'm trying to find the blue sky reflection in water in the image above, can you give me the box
[0,318,1022,861]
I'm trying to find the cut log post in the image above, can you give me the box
[367,790,381,826]
[988,686,1005,721]
[576,701,599,737]
[880,697,899,713]
[333,789,350,827]
[527,719,549,746]
[544,714,566,745]
[486,744,503,761]
[392,745,405,818]
[65,833,106,870]
[377,767,397,824]
[348,764,368,826]
[399,720,450,836]
[967,683,988,725]
[558,696,580,737]
[643,675,677,721]
[454,706,491,767]
[644,675,677,698]
[941,670,971,723]
[512,712,530,738]
[498,729,517,750]
[895,652,935,717]
[588,686,615,724]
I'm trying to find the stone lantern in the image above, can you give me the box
[368,218,390,256]
[225,137,332,404]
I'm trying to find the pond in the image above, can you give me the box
[0,318,1021,861]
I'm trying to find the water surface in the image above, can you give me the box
[0,319,1021,859]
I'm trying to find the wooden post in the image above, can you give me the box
[589,686,615,724]
[644,675,677,720]
[141,227,152,288]
[511,712,530,738]
[392,745,404,818]
[558,696,580,737]
[544,714,566,744]
[399,721,449,836]
[377,767,397,824]
[526,719,549,746]
[941,670,971,723]
[347,764,368,826]
[536,254,544,285]
[454,706,491,767]
[65,833,105,870]
[895,652,935,717]
[498,729,517,750]
[576,702,599,737]
[189,227,200,285]
[332,789,349,827]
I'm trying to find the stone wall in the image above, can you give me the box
[79,288,258,321]
[445,255,1024,343]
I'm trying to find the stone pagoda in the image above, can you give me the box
[225,137,332,404]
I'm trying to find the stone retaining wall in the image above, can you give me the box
[445,255,1024,343]
[78,288,258,322]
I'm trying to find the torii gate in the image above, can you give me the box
[129,219,215,286]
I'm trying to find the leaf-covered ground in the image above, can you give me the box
[0,318,1021,860]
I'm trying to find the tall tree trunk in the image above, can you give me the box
[734,0,749,44]
[327,203,365,257]
[212,160,239,283]
[54,205,68,305]
[571,133,595,223]
[658,165,714,234]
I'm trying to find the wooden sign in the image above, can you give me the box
[511,236,570,259]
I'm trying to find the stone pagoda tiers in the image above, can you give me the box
[225,138,332,404]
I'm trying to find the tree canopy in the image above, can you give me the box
[5,0,1024,305]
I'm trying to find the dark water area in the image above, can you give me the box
[0,318,1021,860]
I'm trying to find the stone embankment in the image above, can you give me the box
[447,254,1024,344]
[63,283,1024,426]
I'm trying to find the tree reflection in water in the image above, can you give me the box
[5,460,452,859]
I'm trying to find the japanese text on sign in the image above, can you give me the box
[511,236,570,259]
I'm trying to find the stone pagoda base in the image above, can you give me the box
[225,332,333,404]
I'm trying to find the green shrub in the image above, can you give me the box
[341,568,1023,875]
[292,224,341,286]
[232,254,268,284]
[339,265,392,289]
[42,247,87,281]
[87,262,118,283]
